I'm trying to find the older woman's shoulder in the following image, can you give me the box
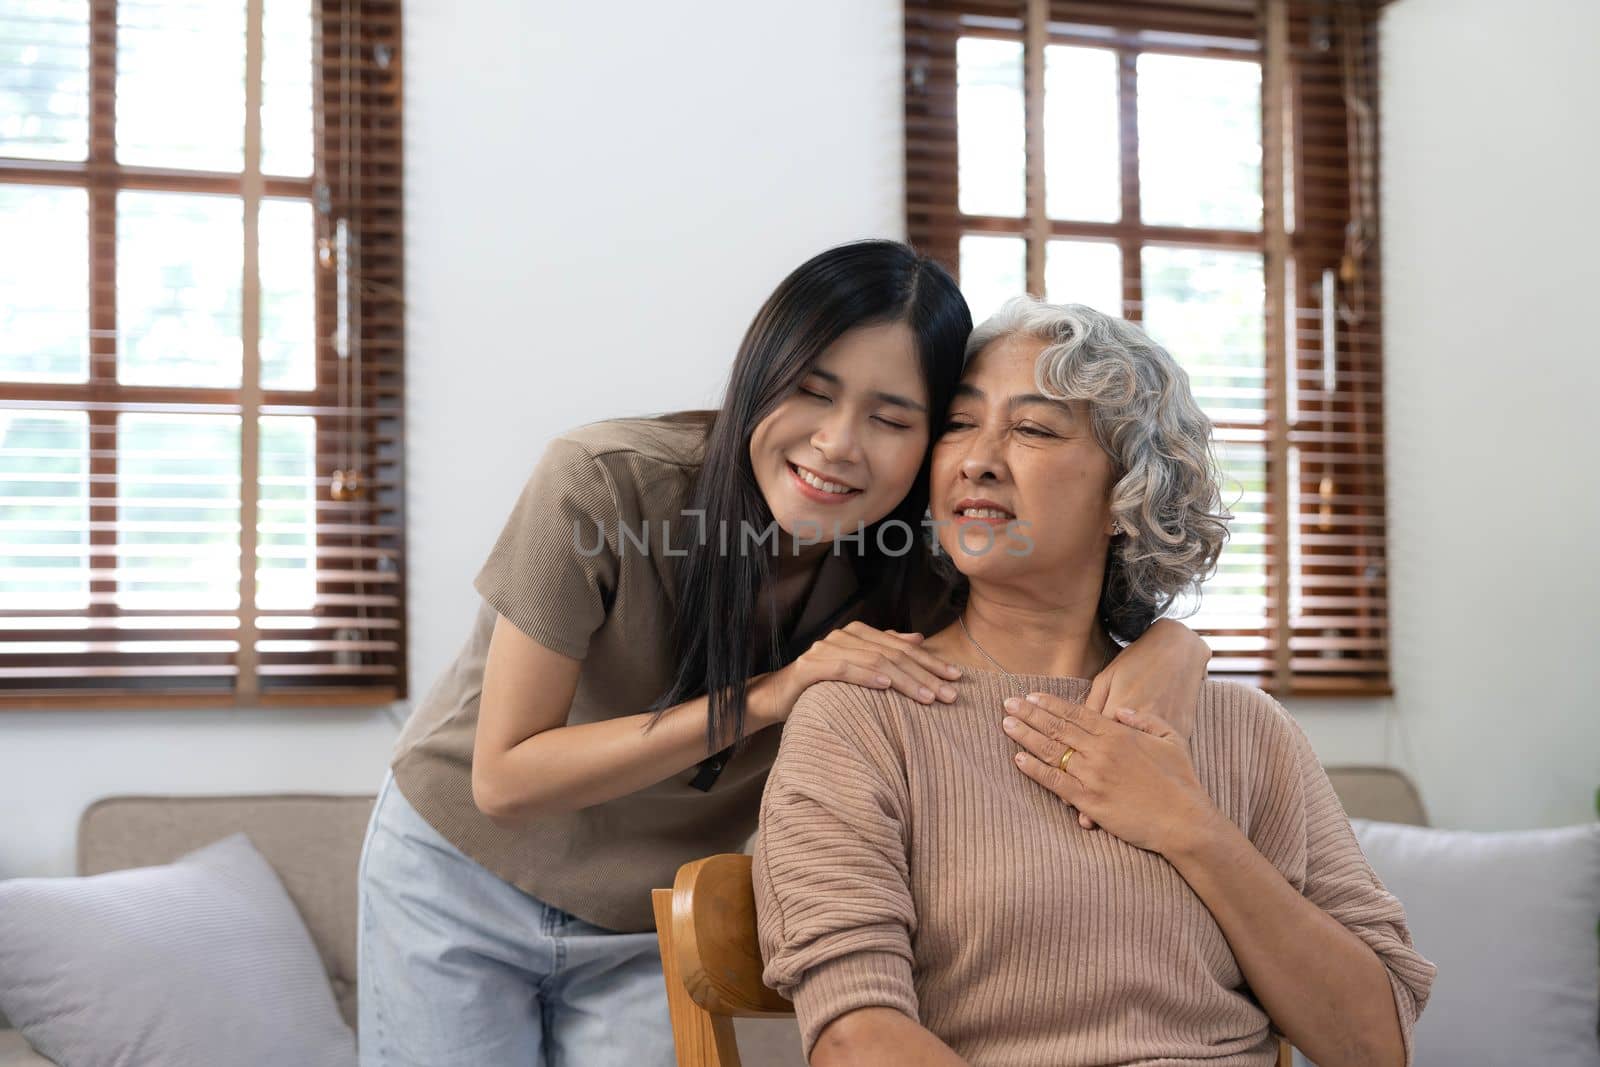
[791,677,903,714]
[1197,678,1303,749]
[1193,681,1321,818]
[777,681,913,786]
[787,679,908,741]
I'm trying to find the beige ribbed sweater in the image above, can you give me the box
[753,671,1436,1065]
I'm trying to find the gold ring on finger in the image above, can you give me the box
[1057,746,1076,772]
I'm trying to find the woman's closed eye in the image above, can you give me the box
[940,417,1058,439]
[800,385,912,430]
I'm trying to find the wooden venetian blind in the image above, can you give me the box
[906,0,1389,696]
[0,0,406,708]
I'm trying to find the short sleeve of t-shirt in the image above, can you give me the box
[473,436,621,660]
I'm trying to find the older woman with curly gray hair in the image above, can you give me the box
[754,296,1435,1067]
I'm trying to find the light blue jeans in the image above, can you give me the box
[357,769,677,1066]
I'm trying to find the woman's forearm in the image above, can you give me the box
[811,1008,967,1067]
[477,676,782,822]
[1165,815,1407,1067]
[479,695,714,820]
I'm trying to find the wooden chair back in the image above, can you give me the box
[652,854,792,1067]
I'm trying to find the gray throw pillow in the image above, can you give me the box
[0,832,355,1067]
[1335,819,1600,1067]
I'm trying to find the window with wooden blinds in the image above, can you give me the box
[0,0,406,708]
[907,0,1389,696]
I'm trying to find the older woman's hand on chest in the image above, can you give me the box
[1000,692,1226,858]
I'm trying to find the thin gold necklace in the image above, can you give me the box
[957,613,1114,684]
[958,614,1016,679]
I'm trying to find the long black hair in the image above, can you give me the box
[647,240,971,757]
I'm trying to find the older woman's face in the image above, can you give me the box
[931,333,1119,586]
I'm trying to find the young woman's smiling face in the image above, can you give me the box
[930,332,1119,585]
[749,320,931,545]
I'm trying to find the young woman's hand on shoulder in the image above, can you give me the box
[747,620,966,731]
[1084,617,1211,740]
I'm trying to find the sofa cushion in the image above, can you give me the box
[1347,819,1600,1067]
[0,832,355,1067]
[76,793,374,1028]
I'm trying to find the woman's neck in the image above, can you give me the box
[759,543,829,634]
[927,589,1119,682]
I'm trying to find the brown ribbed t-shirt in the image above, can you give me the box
[754,672,1437,1065]
[391,413,868,933]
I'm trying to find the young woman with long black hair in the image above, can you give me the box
[356,240,1213,1067]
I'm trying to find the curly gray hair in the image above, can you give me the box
[964,295,1231,642]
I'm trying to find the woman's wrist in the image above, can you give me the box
[747,666,797,734]
[1161,801,1236,869]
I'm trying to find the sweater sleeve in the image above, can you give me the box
[753,682,919,1060]
[1260,702,1439,1066]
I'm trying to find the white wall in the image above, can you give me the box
[1367,0,1600,828]
[3,0,1595,880]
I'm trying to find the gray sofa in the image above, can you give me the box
[0,794,372,1067]
[0,768,1430,1066]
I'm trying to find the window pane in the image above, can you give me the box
[957,37,1024,218]
[258,415,313,609]
[260,198,315,390]
[116,0,244,170]
[117,413,239,609]
[1044,45,1119,222]
[1140,246,1265,422]
[261,0,313,177]
[0,0,89,161]
[1137,54,1261,230]
[1168,442,1267,632]
[118,190,242,387]
[959,234,1024,326]
[0,409,87,608]
[0,184,87,382]
[1044,239,1121,316]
